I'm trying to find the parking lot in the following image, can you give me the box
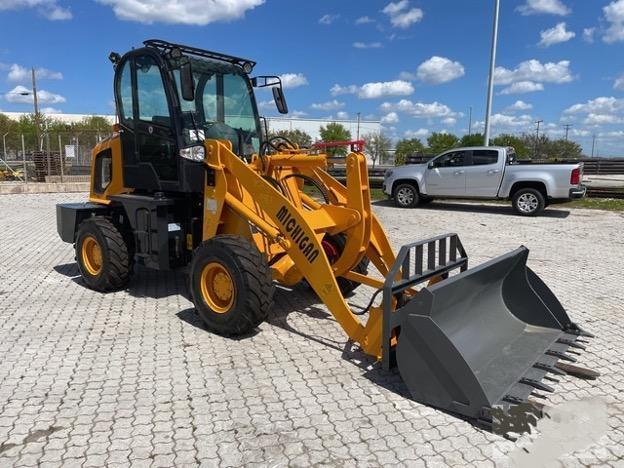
[0,192,623,467]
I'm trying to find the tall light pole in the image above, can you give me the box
[484,0,500,146]
[563,123,573,141]
[31,67,41,148]
[468,106,473,136]
[356,112,361,140]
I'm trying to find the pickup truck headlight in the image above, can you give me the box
[179,145,205,162]
[384,169,393,179]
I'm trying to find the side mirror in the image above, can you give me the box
[180,62,195,102]
[428,162,435,169]
[272,87,289,114]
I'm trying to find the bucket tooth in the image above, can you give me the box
[530,392,548,400]
[543,375,560,383]
[555,363,600,380]
[546,350,577,362]
[503,395,526,405]
[520,378,554,393]
[533,362,566,376]
[557,338,586,350]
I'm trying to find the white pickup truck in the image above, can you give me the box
[383,146,586,216]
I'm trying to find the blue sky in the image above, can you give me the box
[1,0,623,155]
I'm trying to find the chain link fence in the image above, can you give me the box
[1,131,111,183]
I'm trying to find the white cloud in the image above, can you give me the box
[381,112,399,124]
[442,117,457,126]
[311,100,345,111]
[7,64,63,82]
[410,56,465,84]
[583,27,596,43]
[355,16,374,25]
[564,96,624,127]
[95,0,263,25]
[331,80,414,99]
[40,107,62,113]
[330,84,359,96]
[291,111,307,118]
[500,81,545,94]
[517,0,570,16]
[336,111,349,119]
[4,85,66,104]
[615,74,624,91]
[257,99,275,110]
[602,0,624,43]
[382,1,423,29]
[278,73,308,89]
[584,113,623,125]
[538,22,575,47]
[353,42,382,49]
[405,128,429,138]
[382,1,408,16]
[0,0,72,20]
[319,13,339,25]
[380,99,456,119]
[494,59,574,85]
[505,100,533,112]
[564,96,624,115]
[359,80,414,99]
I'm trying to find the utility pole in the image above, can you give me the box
[534,119,543,158]
[31,67,40,150]
[356,112,361,140]
[591,134,597,158]
[484,0,500,146]
[563,124,573,141]
[468,106,473,136]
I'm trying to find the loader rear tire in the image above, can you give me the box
[75,217,131,292]
[190,235,274,336]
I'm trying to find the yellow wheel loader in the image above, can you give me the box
[56,40,597,429]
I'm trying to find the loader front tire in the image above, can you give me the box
[190,236,274,336]
[75,217,131,292]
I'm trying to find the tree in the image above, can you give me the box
[268,128,312,148]
[426,132,459,154]
[490,134,530,159]
[459,133,484,147]
[319,122,351,157]
[363,131,392,167]
[544,138,583,160]
[394,138,425,165]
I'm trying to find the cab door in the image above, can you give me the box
[115,52,178,191]
[464,149,503,197]
[424,150,469,196]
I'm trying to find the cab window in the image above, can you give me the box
[136,55,170,126]
[472,150,498,166]
[434,151,468,168]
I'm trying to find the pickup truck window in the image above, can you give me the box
[435,151,467,168]
[472,150,498,166]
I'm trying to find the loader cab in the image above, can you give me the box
[112,40,271,194]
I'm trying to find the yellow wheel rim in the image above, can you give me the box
[81,235,103,276]
[200,262,235,314]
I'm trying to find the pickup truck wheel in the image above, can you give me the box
[394,183,420,208]
[512,188,545,216]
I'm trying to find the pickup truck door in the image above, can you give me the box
[464,149,504,197]
[424,150,469,196]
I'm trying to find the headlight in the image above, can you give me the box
[384,169,393,179]
[179,145,205,162]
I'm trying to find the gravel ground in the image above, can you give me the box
[0,193,622,467]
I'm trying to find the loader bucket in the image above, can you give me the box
[384,240,595,425]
